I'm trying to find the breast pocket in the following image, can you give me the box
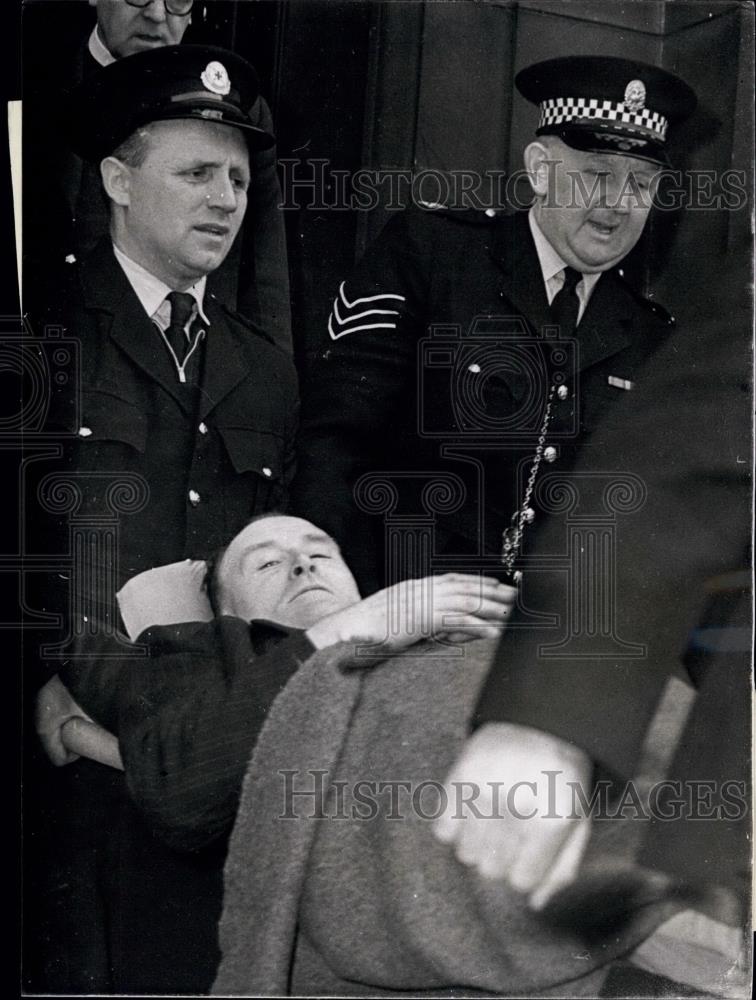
[75,388,148,460]
[217,426,288,516]
[579,373,636,434]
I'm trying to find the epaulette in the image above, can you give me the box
[209,293,283,352]
[613,268,676,326]
[415,201,508,227]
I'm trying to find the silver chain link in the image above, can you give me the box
[500,383,556,578]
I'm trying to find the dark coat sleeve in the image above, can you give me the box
[472,292,752,781]
[62,619,316,852]
[291,207,441,594]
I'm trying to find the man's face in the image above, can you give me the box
[94,0,190,59]
[217,517,361,629]
[113,119,249,289]
[530,139,659,273]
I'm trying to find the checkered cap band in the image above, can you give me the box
[539,97,669,140]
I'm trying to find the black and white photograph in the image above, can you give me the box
[10,0,754,996]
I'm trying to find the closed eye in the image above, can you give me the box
[257,559,282,570]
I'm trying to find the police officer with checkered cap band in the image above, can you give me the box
[516,54,696,165]
[291,55,697,596]
[32,43,299,994]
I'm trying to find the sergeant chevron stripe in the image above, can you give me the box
[328,281,406,340]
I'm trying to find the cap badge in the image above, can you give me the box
[201,61,231,97]
[623,79,646,112]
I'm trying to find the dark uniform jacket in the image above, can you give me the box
[292,206,674,595]
[46,238,297,591]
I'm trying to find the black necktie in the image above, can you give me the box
[164,291,195,365]
[550,266,582,335]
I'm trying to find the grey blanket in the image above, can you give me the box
[214,639,681,997]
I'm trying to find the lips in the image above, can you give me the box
[288,585,331,603]
[586,219,620,238]
[194,224,230,238]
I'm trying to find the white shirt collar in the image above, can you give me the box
[88,25,116,68]
[112,242,211,330]
[529,208,569,286]
[528,208,602,318]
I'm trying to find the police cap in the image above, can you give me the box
[68,44,274,161]
[516,55,697,164]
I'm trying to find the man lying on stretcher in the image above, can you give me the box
[35,513,515,849]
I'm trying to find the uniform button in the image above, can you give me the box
[523,507,536,524]
[262,467,273,478]
[198,422,208,435]
[557,384,569,400]
[468,363,481,374]
[543,446,558,463]
[77,426,92,438]
[188,489,201,506]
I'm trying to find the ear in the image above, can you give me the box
[100,156,132,208]
[523,141,554,198]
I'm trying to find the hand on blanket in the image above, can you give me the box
[433,722,592,909]
[306,574,515,652]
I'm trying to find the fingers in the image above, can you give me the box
[428,574,516,604]
[435,631,480,644]
[467,816,520,879]
[445,596,514,620]
[61,718,124,771]
[431,583,515,620]
[38,729,80,767]
[507,816,576,893]
[434,614,503,640]
[528,818,591,911]
[433,772,521,878]
[435,575,516,599]
[437,573,502,585]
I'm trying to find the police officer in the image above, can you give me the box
[23,0,292,350]
[292,56,697,596]
[26,46,297,994]
[53,44,298,588]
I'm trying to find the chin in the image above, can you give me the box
[292,595,350,630]
[573,246,626,271]
[195,248,232,274]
